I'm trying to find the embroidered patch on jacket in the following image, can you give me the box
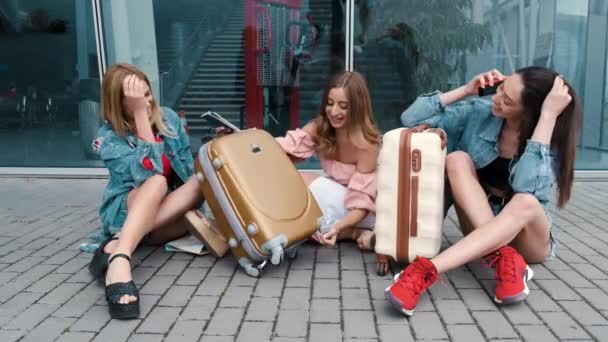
[92,137,104,152]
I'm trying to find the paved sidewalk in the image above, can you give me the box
[0,178,607,341]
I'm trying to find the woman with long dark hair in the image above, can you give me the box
[386,66,582,316]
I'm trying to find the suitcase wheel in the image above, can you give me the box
[286,248,298,259]
[212,157,223,170]
[376,254,391,277]
[238,257,261,278]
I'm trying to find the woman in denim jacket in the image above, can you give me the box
[88,64,208,319]
[385,66,582,316]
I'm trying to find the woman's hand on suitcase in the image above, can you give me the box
[215,126,234,137]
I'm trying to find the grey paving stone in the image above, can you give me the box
[577,288,608,311]
[176,267,208,286]
[205,308,244,336]
[0,329,25,342]
[207,258,237,277]
[378,324,414,342]
[180,295,220,321]
[447,325,485,342]
[410,311,447,340]
[157,259,190,276]
[342,288,372,310]
[316,247,339,263]
[471,311,518,339]
[236,321,273,342]
[70,305,111,332]
[538,311,591,340]
[229,269,258,287]
[43,250,80,265]
[131,267,157,286]
[200,336,235,342]
[280,287,310,310]
[91,319,141,342]
[343,310,377,338]
[165,320,205,342]
[372,299,406,325]
[341,253,365,270]
[285,269,312,287]
[500,302,543,325]
[137,294,161,318]
[341,270,368,289]
[435,299,474,324]
[219,285,253,308]
[139,275,177,295]
[312,278,340,298]
[4,303,59,330]
[552,269,596,288]
[559,300,608,325]
[271,338,305,342]
[190,256,216,268]
[140,249,172,268]
[254,277,284,298]
[515,325,559,342]
[536,279,582,300]
[245,297,279,321]
[587,326,608,341]
[158,285,196,307]
[4,256,47,273]
[569,262,608,280]
[53,254,90,274]
[54,332,95,342]
[310,323,341,341]
[53,283,105,318]
[447,268,482,289]
[314,262,339,278]
[274,310,309,337]
[19,317,75,342]
[25,273,71,293]
[458,288,498,311]
[137,306,181,333]
[310,298,340,323]
[525,289,563,312]
[197,276,231,296]
[0,291,45,318]
[127,334,164,342]
[369,279,390,300]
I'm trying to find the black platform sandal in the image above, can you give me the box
[105,253,140,319]
[89,236,119,279]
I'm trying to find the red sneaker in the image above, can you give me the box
[484,246,534,304]
[384,256,438,316]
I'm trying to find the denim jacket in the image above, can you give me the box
[400,91,558,211]
[81,107,194,252]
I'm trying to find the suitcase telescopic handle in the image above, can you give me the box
[201,111,241,133]
[410,125,447,150]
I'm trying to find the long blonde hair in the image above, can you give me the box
[101,63,173,136]
[314,71,380,157]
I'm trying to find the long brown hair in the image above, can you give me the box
[101,63,173,136]
[516,66,583,208]
[314,71,380,157]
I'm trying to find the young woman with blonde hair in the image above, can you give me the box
[87,63,209,319]
[275,71,381,249]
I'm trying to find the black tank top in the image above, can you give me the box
[476,157,512,193]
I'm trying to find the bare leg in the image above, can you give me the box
[106,175,204,304]
[431,193,551,274]
[446,152,495,228]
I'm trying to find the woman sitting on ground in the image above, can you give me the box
[385,66,582,316]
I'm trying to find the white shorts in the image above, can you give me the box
[308,176,375,230]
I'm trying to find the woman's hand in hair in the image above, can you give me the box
[465,69,506,97]
[540,75,572,120]
[122,74,150,117]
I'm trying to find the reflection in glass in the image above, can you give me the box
[355,0,608,170]
[0,0,100,166]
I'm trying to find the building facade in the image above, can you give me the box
[0,0,607,173]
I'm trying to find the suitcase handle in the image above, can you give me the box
[410,125,447,150]
[201,111,242,133]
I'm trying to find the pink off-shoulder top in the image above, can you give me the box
[275,128,377,213]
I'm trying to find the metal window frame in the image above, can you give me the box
[0,0,607,179]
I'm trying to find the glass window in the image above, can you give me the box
[0,0,101,167]
[354,0,606,169]
[101,0,345,170]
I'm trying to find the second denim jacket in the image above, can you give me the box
[400,91,558,213]
[82,107,194,252]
